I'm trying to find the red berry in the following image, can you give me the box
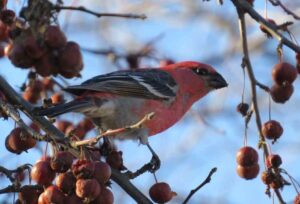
[55,120,73,133]
[294,194,300,204]
[266,154,282,168]
[77,118,94,132]
[8,43,34,68]
[236,146,258,167]
[56,171,76,195]
[0,0,7,10]
[34,53,57,77]
[262,120,283,141]
[149,182,174,203]
[57,41,83,78]
[72,160,95,179]
[65,126,86,140]
[51,93,64,105]
[42,185,65,204]
[261,171,274,185]
[18,185,43,204]
[76,179,101,202]
[5,127,36,154]
[236,164,260,180]
[93,161,111,184]
[44,25,67,48]
[260,18,276,37]
[42,78,55,91]
[0,9,15,25]
[50,151,74,173]
[272,62,297,85]
[236,102,249,116]
[24,34,45,59]
[270,83,294,103]
[106,150,124,170]
[31,160,56,186]
[91,187,114,204]
[65,194,83,204]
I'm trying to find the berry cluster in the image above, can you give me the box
[270,62,297,103]
[236,146,259,180]
[17,155,114,203]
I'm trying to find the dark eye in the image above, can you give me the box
[193,68,208,75]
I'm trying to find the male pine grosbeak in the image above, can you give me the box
[38,61,227,144]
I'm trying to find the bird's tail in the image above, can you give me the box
[35,100,93,118]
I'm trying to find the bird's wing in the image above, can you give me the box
[64,69,178,100]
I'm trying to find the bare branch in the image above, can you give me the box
[234,5,286,204]
[53,5,146,20]
[268,0,300,20]
[183,167,217,204]
[231,0,300,53]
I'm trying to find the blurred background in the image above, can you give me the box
[0,0,300,203]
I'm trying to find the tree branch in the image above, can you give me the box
[233,5,286,204]
[0,76,152,204]
[268,0,300,20]
[53,5,146,20]
[232,0,300,53]
[182,167,217,204]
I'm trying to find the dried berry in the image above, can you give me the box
[76,179,101,202]
[262,120,283,141]
[56,171,76,195]
[93,161,111,184]
[261,171,274,185]
[236,102,249,116]
[72,160,95,179]
[58,41,83,78]
[266,154,282,168]
[55,120,73,133]
[44,25,67,48]
[236,146,258,167]
[50,151,74,173]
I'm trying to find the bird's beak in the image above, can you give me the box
[208,72,228,89]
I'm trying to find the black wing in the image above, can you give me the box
[64,69,178,100]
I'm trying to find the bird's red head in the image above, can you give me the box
[163,61,228,90]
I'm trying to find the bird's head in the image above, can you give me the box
[164,61,228,91]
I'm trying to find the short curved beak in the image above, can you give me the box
[208,72,228,89]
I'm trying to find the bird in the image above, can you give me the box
[37,61,227,170]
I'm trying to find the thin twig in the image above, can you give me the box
[231,0,300,53]
[53,5,146,20]
[182,167,217,204]
[268,0,300,20]
[71,112,155,147]
[234,6,286,204]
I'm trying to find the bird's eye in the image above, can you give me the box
[194,68,208,75]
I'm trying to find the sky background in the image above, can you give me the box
[0,0,300,203]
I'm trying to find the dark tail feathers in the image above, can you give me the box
[35,100,92,118]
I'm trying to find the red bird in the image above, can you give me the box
[38,61,227,145]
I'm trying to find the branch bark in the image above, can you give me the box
[0,76,152,204]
